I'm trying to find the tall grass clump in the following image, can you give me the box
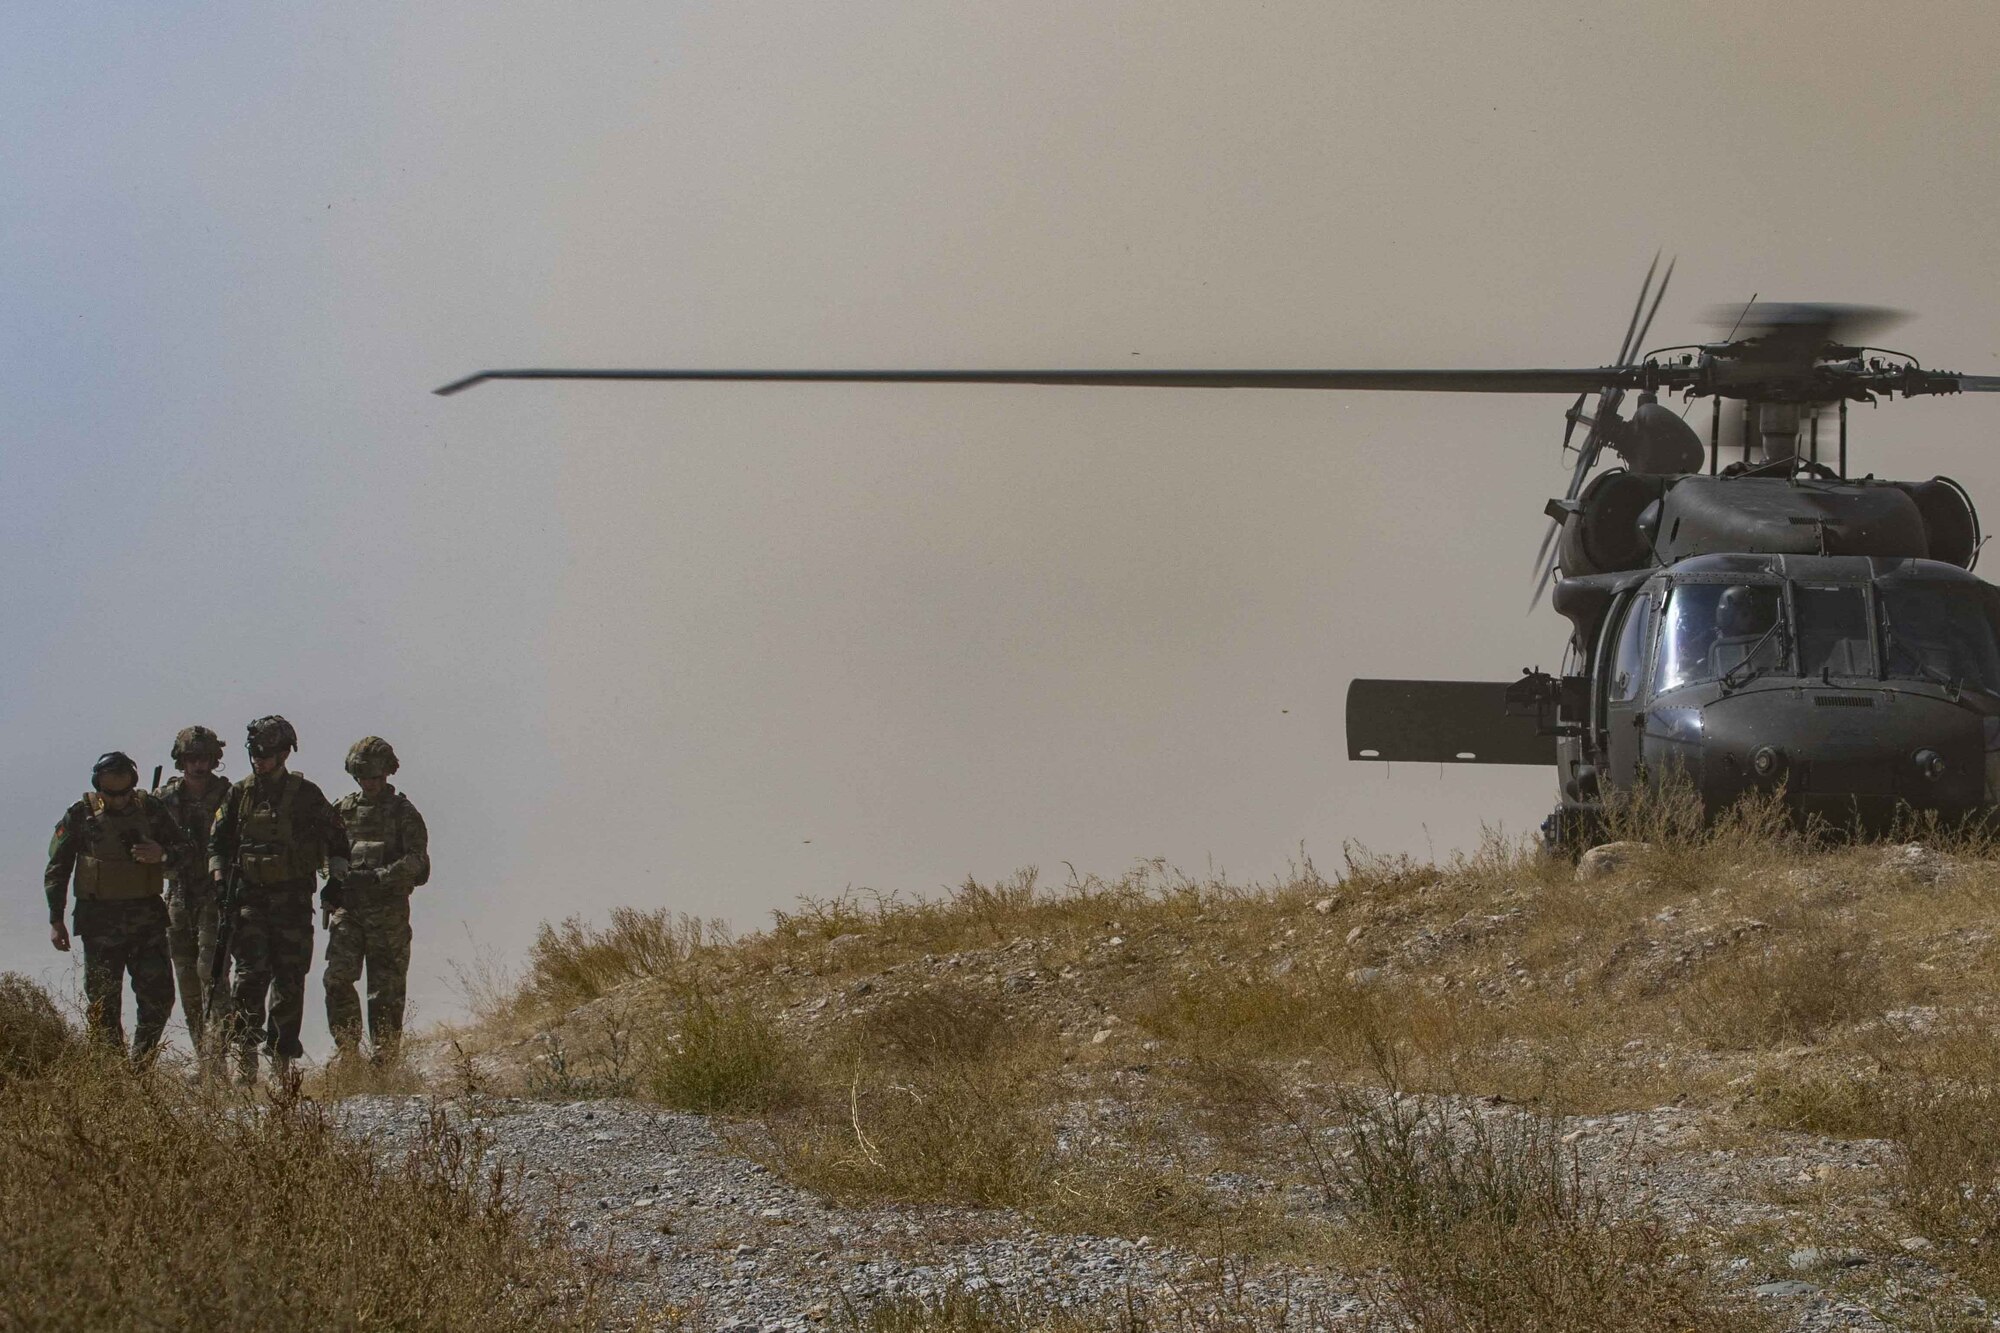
[0,971,74,1081]
[643,980,802,1113]
[1330,1066,1761,1332]
[1136,963,1378,1060]
[770,985,1056,1208]
[1595,778,1802,893]
[1890,1032,2000,1300]
[1679,928,1888,1048]
[522,907,720,1010]
[0,980,593,1332]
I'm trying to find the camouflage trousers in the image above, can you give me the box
[73,896,175,1060]
[166,879,219,1046]
[324,888,412,1057]
[222,880,315,1065]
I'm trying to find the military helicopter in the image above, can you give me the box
[436,261,2000,839]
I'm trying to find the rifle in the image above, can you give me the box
[151,764,162,791]
[205,865,244,1032]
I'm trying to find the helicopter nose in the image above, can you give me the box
[1654,691,1986,821]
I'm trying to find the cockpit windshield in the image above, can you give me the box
[1654,583,1785,693]
[1879,583,2000,695]
[1650,577,2000,697]
[1794,584,1873,678]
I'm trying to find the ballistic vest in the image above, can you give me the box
[339,790,429,887]
[159,775,228,883]
[73,793,165,901]
[233,772,324,886]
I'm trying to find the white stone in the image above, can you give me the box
[1576,840,1649,883]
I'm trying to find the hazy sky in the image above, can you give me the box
[9,3,2000,1045]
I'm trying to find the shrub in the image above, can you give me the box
[643,983,801,1114]
[522,907,717,1010]
[0,1002,594,1332]
[0,971,73,1081]
[1679,931,1887,1048]
[1331,1089,1761,1332]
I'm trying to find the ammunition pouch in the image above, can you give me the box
[233,773,321,886]
[75,854,164,901]
[238,845,320,887]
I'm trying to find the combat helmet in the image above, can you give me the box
[344,735,399,778]
[170,725,225,766]
[91,750,139,791]
[245,715,299,758]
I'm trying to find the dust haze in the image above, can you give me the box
[8,3,2000,1043]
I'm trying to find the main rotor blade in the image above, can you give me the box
[1629,256,1675,359]
[1951,375,2000,392]
[1527,514,1559,580]
[1528,538,1560,613]
[433,367,1640,397]
[1613,251,1661,368]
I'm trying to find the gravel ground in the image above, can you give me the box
[334,1093,1987,1331]
[336,1095,1366,1328]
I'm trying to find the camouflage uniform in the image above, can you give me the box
[209,767,349,1073]
[157,771,230,1044]
[324,781,429,1057]
[44,787,186,1058]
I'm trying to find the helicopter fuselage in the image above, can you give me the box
[1554,552,2000,834]
[1345,462,1999,838]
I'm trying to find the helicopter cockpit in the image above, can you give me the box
[1645,562,2000,701]
[1581,555,2000,827]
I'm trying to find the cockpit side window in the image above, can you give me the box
[1879,582,2000,695]
[1608,593,1653,703]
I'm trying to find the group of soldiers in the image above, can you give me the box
[42,714,430,1081]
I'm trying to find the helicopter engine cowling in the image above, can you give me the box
[1556,471,1666,576]
[1893,477,1980,568]
[1652,476,1928,563]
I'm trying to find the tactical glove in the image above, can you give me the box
[319,880,347,915]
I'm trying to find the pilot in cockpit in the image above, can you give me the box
[1710,584,1782,678]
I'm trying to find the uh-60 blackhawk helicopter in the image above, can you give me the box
[437,260,2000,841]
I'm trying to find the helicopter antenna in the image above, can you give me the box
[1682,293,1756,427]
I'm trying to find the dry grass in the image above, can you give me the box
[644,981,802,1113]
[1882,1030,2000,1301]
[446,787,2000,1316]
[0,978,594,1333]
[0,971,72,1082]
[519,908,724,1014]
[767,983,1059,1209]
[1679,927,1890,1049]
[1329,1073,1762,1332]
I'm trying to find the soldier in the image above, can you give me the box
[44,751,185,1061]
[208,716,349,1082]
[156,726,230,1049]
[323,736,430,1063]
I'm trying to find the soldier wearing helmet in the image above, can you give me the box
[43,751,187,1061]
[207,716,350,1082]
[323,736,430,1062]
[155,725,230,1051]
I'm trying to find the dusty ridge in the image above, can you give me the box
[413,835,2000,1329]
